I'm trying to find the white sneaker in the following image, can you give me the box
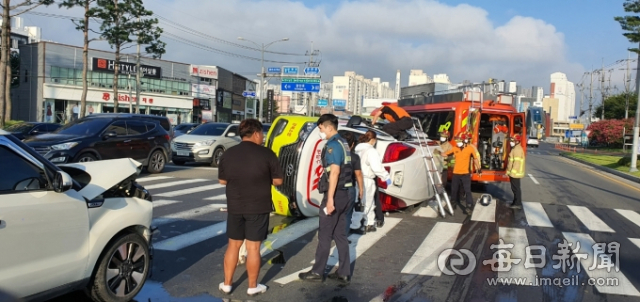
[218,282,232,294]
[247,284,267,296]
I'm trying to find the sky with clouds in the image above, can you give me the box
[17,0,637,99]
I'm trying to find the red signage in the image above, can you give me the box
[101,92,154,104]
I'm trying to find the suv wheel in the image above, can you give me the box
[147,150,166,173]
[89,232,149,302]
[77,153,97,162]
[211,148,224,168]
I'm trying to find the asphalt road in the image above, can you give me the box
[48,143,640,302]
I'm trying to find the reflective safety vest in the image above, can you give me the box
[507,144,525,178]
[318,137,354,193]
[381,105,410,123]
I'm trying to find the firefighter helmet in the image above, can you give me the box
[440,130,449,138]
[510,134,522,142]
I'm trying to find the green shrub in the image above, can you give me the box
[617,155,640,168]
[2,120,24,129]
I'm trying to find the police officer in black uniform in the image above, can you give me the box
[299,114,352,284]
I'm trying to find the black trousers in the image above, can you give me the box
[374,180,384,222]
[441,168,449,190]
[312,189,351,277]
[451,174,474,207]
[382,117,413,138]
[510,177,522,206]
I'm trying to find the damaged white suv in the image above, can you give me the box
[0,129,154,301]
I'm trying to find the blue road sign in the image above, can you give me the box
[281,83,320,92]
[283,66,299,75]
[332,99,347,107]
[242,91,256,98]
[267,67,281,73]
[569,116,577,119]
[317,99,328,107]
[304,67,320,75]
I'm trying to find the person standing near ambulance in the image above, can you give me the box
[507,134,525,210]
[442,132,481,215]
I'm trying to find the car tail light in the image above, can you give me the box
[379,192,407,212]
[382,142,416,163]
[376,167,391,189]
[163,134,170,141]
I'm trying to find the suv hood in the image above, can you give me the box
[173,134,222,143]
[59,158,142,200]
[24,133,86,144]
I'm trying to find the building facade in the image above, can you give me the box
[12,42,251,124]
[408,69,430,86]
[549,72,576,122]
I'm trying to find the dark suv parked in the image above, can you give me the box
[24,114,172,173]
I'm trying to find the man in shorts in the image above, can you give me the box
[217,119,283,296]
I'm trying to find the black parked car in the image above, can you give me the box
[24,113,172,173]
[5,122,62,140]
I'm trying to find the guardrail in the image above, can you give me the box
[554,143,626,156]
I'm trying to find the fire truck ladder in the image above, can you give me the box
[410,117,454,217]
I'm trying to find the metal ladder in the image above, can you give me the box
[409,118,454,217]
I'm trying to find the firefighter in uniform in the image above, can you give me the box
[443,132,481,215]
[435,130,453,189]
[507,134,525,210]
[371,104,413,140]
[299,114,352,284]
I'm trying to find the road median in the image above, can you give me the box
[560,152,640,184]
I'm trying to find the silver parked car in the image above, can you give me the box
[170,122,241,167]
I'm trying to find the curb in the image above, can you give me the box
[560,153,640,184]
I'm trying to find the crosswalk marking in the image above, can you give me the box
[413,206,438,218]
[274,217,402,285]
[260,217,319,256]
[522,202,554,228]
[152,204,227,226]
[401,222,462,276]
[204,194,226,201]
[528,174,540,185]
[136,176,173,183]
[153,199,182,207]
[144,179,209,190]
[629,238,640,250]
[567,205,615,233]
[155,184,225,197]
[471,198,496,222]
[498,227,536,282]
[562,232,640,296]
[615,209,640,230]
[155,221,226,251]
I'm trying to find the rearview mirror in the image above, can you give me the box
[103,131,117,140]
[53,171,73,193]
[30,129,39,135]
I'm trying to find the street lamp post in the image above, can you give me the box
[238,37,289,122]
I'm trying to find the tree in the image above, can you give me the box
[594,92,638,120]
[92,0,165,112]
[0,0,54,127]
[59,0,98,119]
[587,118,635,146]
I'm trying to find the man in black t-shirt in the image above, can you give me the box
[217,119,283,297]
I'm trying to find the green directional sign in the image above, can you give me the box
[282,78,321,84]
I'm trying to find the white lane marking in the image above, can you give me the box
[274,217,402,285]
[136,176,173,182]
[528,174,540,185]
[562,232,640,296]
[629,238,640,250]
[144,179,209,190]
[152,199,182,207]
[522,202,554,228]
[401,222,462,276]
[471,198,496,222]
[155,221,226,251]
[498,227,536,282]
[204,193,226,201]
[166,164,218,170]
[152,204,227,226]
[155,184,224,197]
[413,206,438,218]
[615,209,640,230]
[260,217,319,256]
[567,205,615,233]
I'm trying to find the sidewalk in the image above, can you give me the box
[560,152,640,184]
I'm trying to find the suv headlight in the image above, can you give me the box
[194,139,216,147]
[51,142,79,150]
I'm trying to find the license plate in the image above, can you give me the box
[177,150,189,156]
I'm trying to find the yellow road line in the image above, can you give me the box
[558,157,640,193]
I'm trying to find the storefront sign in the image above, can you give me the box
[191,84,216,98]
[43,85,192,110]
[192,98,211,110]
[92,57,162,78]
[190,65,218,79]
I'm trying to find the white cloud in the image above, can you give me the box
[23,0,585,88]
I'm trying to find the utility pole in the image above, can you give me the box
[626,52,631,119]
[135,16,141,114]
[305,41,320,117]
[601,59,606,120]
[630,42,640,173]
[589,66,594,125]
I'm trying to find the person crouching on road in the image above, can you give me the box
[299,114,352,284]
[351,130,391,233]
[507,134,525,210]
[341,132,364,238]
[217,119,284,296]
[442,132,481,215]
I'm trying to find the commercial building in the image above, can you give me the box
[550,72,576,122]
[12,42,254,124]
[1,17,41,51]
[331,71,395,114]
